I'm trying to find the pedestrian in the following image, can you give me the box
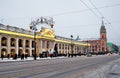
[49,49,53,58]
[21,53,24,60]
[1,54,4,60]
[7,54,10,59]
[22,54,24,60]
[15,54,17,60]
[13,54,17,60]
[21,54,22,60]
[45,51,48,58]
[54,44,58,57]
[25,53,28,59]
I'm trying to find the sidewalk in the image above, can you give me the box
[0,56,68,63]
[0,54,118,63]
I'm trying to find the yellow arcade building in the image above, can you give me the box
[0,23,89,58]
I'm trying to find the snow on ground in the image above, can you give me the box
[0,56,68,62]
[79,58,120,78]
[0,55,93,62]
[0,54,120,78]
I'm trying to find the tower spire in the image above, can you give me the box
[102,17,104,26]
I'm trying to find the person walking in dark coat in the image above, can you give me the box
[54,44,58,57]
[25,53,28,59]
[7,54,10,59]
[1,54,4,60]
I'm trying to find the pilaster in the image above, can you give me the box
[7,36,10,54]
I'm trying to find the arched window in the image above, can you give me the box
[102,47,105,52]
[11,38,16,47]
[19,39,23,47]
[1,37,7,46]
[26,40,30,47]
[59,44,61,49]
[32,41,34,48]
[18,49,23,57]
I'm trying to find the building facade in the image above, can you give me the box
[107,42,119,53]
[0,23,88,58]
[82,21,108,54]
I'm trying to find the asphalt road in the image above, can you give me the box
[0,55,119,78]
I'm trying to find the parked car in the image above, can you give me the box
[86,52,92,57]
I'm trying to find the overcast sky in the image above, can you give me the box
[0,0,120,45]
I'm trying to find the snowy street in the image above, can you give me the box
[0,54,120,78]
[81,55,120,78]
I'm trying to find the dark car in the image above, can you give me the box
[86,52,92,57]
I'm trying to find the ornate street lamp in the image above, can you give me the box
[30,17,54,60]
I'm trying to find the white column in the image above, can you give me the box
[44,40,47,51]
[23,39,26,54]
[57,43,59,54]
[74,45,76,54]
[68,45,70,54]
[75,46,77,54]
[40,39,42,53]
[73,45,75,54]
[64,44,65,54]
[61,43,63,54]
[66,44,68,55]
[76,46,77,54]
[0,36,1,57]
[16,37,19,55]
[53,41,55,49]
[7,36,10,54]
[59,43,61,54]
[73,46,75,54]
[30,39,32,56]
[77,46,79,54]
[70,45,71,54]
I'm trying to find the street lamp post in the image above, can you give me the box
[70,35,73,57]
[87,41,88,53]
[30,23,37,60]
[34,30,37,60]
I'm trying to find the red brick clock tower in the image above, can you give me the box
[100,20,107,52]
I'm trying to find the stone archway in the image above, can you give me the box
[18,49,23,57]
[1,37,7,46]
[1,48,7,57]
[25,49,30,57]
[11,49,16,57]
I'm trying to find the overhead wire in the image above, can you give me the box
[89,0,111,24]
[88,0,120,44]
[48,3,120,17]
[79,0,101,20]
